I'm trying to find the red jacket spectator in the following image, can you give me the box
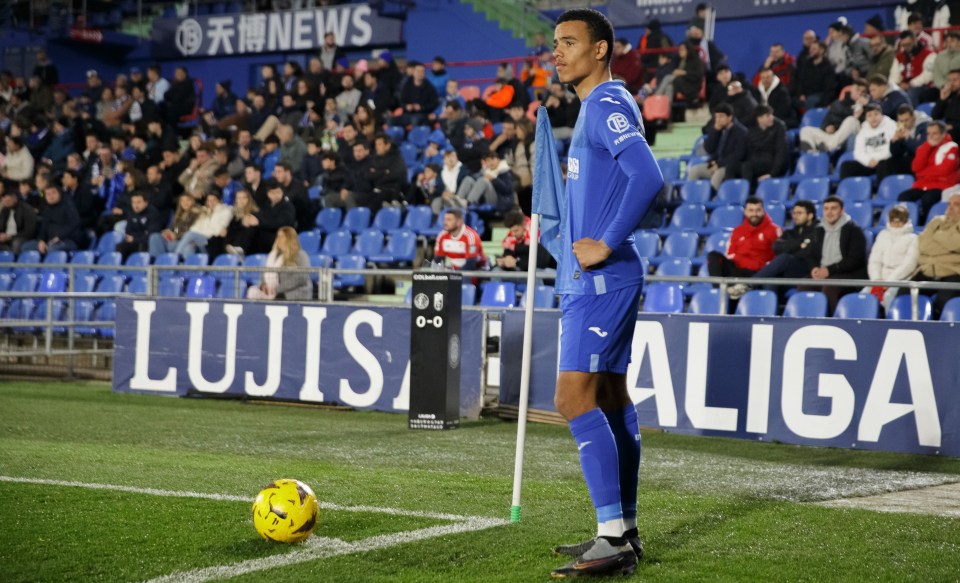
[726,213,782,271]
[435,223,486,269]
[611,40,645,93]
[912,137,960,191]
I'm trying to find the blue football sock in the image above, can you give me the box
[569,408,622,536]
[606,405,641,530]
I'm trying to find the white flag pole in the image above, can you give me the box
[510,212,541,523]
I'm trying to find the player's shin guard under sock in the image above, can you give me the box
[605,405,641,531]
[568,408,622,538]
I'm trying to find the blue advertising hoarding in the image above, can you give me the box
[500,311,960,456]
[112,299,483,418]
[607,0,900,26]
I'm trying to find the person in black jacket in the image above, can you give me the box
[250,179,296,254]
[736,105,788,188]
[688,103,748,191]
[363,133,408,209]
[934,69,960,143]
[116,192,164,259]
[0,189,38,253]
[749,200,820,286]
[163,67,196,130]
[792,40,836,110]
[756,68,798,128]
[804,196,868,313]
[23,185,85,254]
[397,62,439,127]
[320,153,355,210]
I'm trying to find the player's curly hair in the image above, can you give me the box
[556,8,614,65]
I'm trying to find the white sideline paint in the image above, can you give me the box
[0,475,510,582]
[816,482,960,517]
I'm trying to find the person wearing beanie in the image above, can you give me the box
[638,19,673,69]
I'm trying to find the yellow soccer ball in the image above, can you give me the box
[251,479,320,543]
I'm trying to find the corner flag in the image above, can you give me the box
[531,107,565,263]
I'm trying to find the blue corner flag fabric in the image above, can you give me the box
[532,106,565,264]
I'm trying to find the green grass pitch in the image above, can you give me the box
[2,381,960,582]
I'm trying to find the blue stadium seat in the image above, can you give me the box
[657,157,682,183]
[400,142,419,166]
[94,252,123,278]
[15,250,41,275]
[315,207,344,234]
[916,101,936,118]
[928,201,949,223]
[480,281,517,307]
[343,207,372,234]
[127,275,149,295]
[407,125,432,149]
[525,284,557,308]
[940,297,960,321]
[95,231,122,256]
[180,253,208,279]
[660,203,706,234]
[0,272,14,291]
[242,254,267,285]
[836,176,872,203]
[887,294,932,321]
[124,252,151,279]
[95,274,126,295]
[794,177,830,203]
[4,273,41,320]
[215,274,241,298]
[834,293,879,319]
[633,230,660,264]
[402,205,434,234]
[462,282,477,306]
[656,257,694,295]
[0,250,14,273]
[353,228,385,259]
[800,107,828,129]
[385,125,405,144]
[31,272,68,325]
[368,229,417,265]
[755,178,790,204]
[320,229,353,258]
[708,179,749,209]
[829,151,856,185]
[702,230,731,255]
[679,134,706,162]
[158,275,185,297]
[649,231,699,266]
[642,283,684,313]
[701,204,743,235]
[680,180,712,204]
[211,253,241,268]
[298,231,322,255]
[735,290,778,316]
[874,174,915,208]
[373,207,403,232]
[784,291,828,317]
[765,201,786,227]
[95,300,117,338]
[308,185,322,201]
[846,202,873,230]
[308,252,334,283]
[73,300,98,336]
[790,153,829,184]
[333,254,367,289]
[69,250,97,277]
[42,250,69,274]
[185,275,217,298]
[688,288,727,315]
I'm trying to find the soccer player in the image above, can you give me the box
[548,8,664,579]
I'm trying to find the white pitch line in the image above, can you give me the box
[0,476,494,522]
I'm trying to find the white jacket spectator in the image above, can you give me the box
[853,112,897,166]
[866,206,919,309]
[189,201,233,238]
[1,137,35,182]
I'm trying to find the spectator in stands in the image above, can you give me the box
[251,179,296,254]
[362,133,407,209]
[799,79,868,153]
[204,80,237,127]
[530,31,550,57]
[897,193,960,317]
[22,184,84,255]
[99,166,147,235]
[826,23,870,85]
[736,105,788,188]
[178,142,218,199]
[433,207,486,270]
[84,69,103,104]
[839,102,898,180]
[41,117,75,171]
[544,81,579,141]
[0,188,37,254]
[887,103,932,176]
[654,41,705,108]
[792,40,836,109]
[352,103,379,144]
[413,163,443,208]
[398,62,439,127]
[148,193,200,258]
[207,188,258,259]
[898,121,960,224]
[867,33,896,80]
[934,69,960,144]
[906,12,934,50]
[687,18,727,95]
[456,121,490,174]
[174,190,233,259]
[748,200,820,287]
[334,74,361,121]
[891,31,936,105]
[494,209,555,272]
[212,166,242,207]
[427,56,450,97]
[0,136,34,182]
[689,103,747,191]
[259,135,281,179]
[725,79,758,127]
[611,38,644,94]
[430,147,470,214]
[707,65,733,113]
[468,150,516,210]
[933,33,960,93]
[638,19,673,70]
[753,43,795,88]
[866,205,919,312]
[272,161,311,229]
[27,75,53,114]
[146,65,169,105]
[144,164,173,216]
[708,196,781,298]
[806,195,868,312]
[246,226,312,301]
[163,67,196,130]
[867,74,909,119]
[319,152,353,210]
[755,67,798,128]
[319,32,345,72]
[275,124,307,178]
[115,191,163,260]
[32,49,58,88]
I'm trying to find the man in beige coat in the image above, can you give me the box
[898,193,960,317]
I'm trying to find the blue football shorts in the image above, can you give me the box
[558,284,643,374]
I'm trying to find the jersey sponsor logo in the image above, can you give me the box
[441,239,467,254]
[588,326,608,337]
[606,112,631,133]
[568,156,580,180]
[600,96,621,105]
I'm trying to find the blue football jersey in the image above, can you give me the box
[556,80,656,295]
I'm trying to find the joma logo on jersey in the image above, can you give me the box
[567,157,579,179]
[607,112,630,133]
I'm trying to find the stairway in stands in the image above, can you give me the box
[460,0,555,47]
